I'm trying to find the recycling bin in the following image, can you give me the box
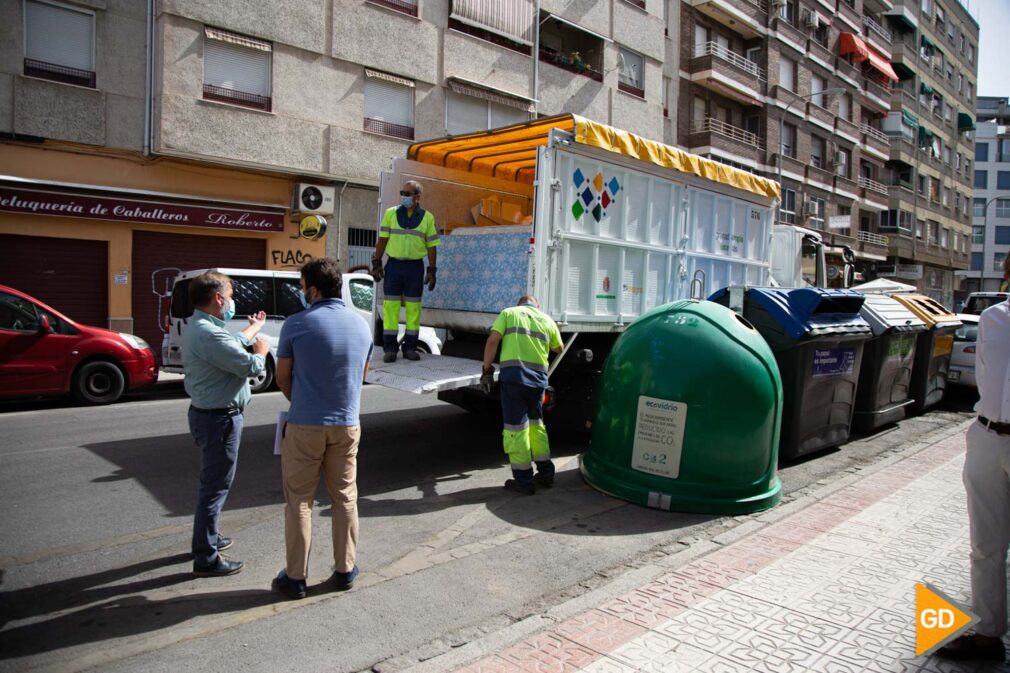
[582,300,782,515]
[890,294,962,415]
[711,287,872,461]
[852,294,927,433]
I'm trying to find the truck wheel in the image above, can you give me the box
[250,357,275,394]
[73,361,126,405]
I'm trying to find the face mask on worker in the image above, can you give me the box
[401,195,414,209]
[221,297,236,321]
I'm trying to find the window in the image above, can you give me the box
[918,174,928,196]
[780,189,797,224]
[947,20,955,42]
[941,186,950,206]
[957,72,963,94]
[955,153,962,171]
[928,220,940,243]
[779,56,797,92]
[779,0,797,24]
[363,70,415,139]
[694,23,709,55]
[813,23,829,46]
[0,291,41,332]
[231,277,273,317]
[203,28,273,111]
[880,209,914,232]
[959,32,966,53]
[975,170,988,189]
[998,199,1010,218]
[810,136,826,169]
[972,225,984,243]
[971,252,983,270]
[943,145,951,165]
[809,197,825,228]
[836,147,851,178]
[538,11,604,80]
[920,0,932,15]
[617,47,645,97]
[446,89,529,135]
[811,74,826,108]
[999,172,1010,190]
[838,92,852,121]
[781,123,797,158]
[941,228,948,247]
[995,253,1007,272]
[929,177,940,202]
[1000,140,1010,162]
[974,199,986,218]
[692,96,706,124]
[996,227,1010,244]
[24,0,96,88]
[275,278,305,317]
[347,277,375,313]
[916,219,924,239]
[968,43,975,64]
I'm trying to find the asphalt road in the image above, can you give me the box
[0,382,977,673]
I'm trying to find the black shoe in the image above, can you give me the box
[383,352,397,363]
[504,479,535,495]
[936,634,1005,661]
[331,565,359,591]
[403,350,421,361]
[533,472,554,488]
[216,536,233,552]
[272,569,307,600]
[192,557,244,577]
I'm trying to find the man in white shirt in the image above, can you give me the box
[939,255,1010,662]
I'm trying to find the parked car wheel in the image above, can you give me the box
[73,360,126,405]
[250,357,275,394]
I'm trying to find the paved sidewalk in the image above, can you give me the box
[444,426,1001,673]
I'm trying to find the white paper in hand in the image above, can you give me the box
[274,410,288,456]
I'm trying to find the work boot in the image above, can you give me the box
[534,460,555,487]
[505,467,535,495]
[383,352,397,363]
[403,350,421,361]
[936,634,1005,661]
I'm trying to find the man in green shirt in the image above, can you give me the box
[183,271,269,577]
[481,295,563,495]
[371,180,440,362]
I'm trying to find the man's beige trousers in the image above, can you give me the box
[281,423,360,580]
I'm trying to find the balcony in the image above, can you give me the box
[688,42,766,104]
[688,118,765,163]
[808,39,833,67]
[689,0,767,39]
[862,15,892,52]
[857,229,890,258]
[835,117,860,143]
[805,163,835,187]
[862,79,892,112]
[861,123,890,158]
[771,16,806,49]
[859,175,889,208]
[806,101,835,129]
[835,58,861,87]
[774,153,807,177]
[835,174,859,196]
[835,0,861,30]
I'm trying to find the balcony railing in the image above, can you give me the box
[691,118,765,150]
[862,15,893,43]
[859,176,889,195]
[861,124,890,145]
[203,84,271,112]
[858,230,889,246]
[24,58,96,89]
[693,42,766,81]
[363,117,414,140]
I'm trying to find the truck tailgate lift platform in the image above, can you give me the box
[366,353,492,395]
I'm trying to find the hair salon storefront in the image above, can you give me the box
[0,145,325,362]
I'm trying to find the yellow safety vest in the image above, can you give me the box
[380,206,440,260]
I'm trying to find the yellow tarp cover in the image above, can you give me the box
[890,293,960,328]
[408,113,781,201]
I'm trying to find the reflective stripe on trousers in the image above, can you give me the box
[381,258,424,353]
[501,382,551,467]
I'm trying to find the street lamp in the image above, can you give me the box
[776,87,846,188]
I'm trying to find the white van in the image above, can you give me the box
[162,268,441,392]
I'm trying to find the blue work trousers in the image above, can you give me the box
[188,407,243,565]
[382,258,425,353]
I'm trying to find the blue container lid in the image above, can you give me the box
[710,287,872,340]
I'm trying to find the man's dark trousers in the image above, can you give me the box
[189,406,243,566]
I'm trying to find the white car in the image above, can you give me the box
[947,313,979,389]
[162,268,441,393]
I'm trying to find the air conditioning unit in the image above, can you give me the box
[833,151,846,167]
[802,10,819,28]
[294,183,335,215]
[804,199,819,216]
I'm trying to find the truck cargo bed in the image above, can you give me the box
[365,352,491,394]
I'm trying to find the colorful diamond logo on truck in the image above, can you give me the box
[571,169,620,223]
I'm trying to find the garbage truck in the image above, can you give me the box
[365,114,845,431]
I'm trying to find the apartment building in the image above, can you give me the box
[0,0,675,355]
[878,0,978,308]
[964,96,1010,293]
[677,0,903,286]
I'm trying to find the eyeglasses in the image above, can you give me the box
[399,190,418,197]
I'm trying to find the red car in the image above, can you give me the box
[0,285,158,404]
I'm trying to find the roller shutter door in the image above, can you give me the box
[132,231,265,365]
[0,234,108,327]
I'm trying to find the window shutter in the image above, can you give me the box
[25,0,94,71]
[450,0,536,45]
[204,38,271,96]
[489,101,527,129]
[447,90,488,135]
[364,77,413,127]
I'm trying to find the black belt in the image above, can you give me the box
[978,416,1010,435]
[190,405,243,416]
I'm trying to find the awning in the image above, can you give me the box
[447,77,534,113]
[920,82,934,95]
[205,27,271,52]
[365,69,415,88]
[544,13,612,43]
[839,33,870,62]
[700,77,763,107]
[958,112,976,130]
[407,114,781,199]
[902,110,920,129]
[865,46,898,82]
[918,126,934,143]
[451,0,536,46]
[920,35,936,52]
[893,62,915,79]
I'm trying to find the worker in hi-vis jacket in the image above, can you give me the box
[371,180,439,363]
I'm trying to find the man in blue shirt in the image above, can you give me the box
[272,258,373,599]
[183,271,269,577]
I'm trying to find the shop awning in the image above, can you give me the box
[902,110,920,129]
[839,33,870,62]
[893,62,915,79]
[408,114,781,199]
[958,112,976,130]
[920,83,934,95]
[865,46,899,82]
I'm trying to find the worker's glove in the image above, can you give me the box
[479,367,495,394]
[370,258,384,281]
[425,266,437,291]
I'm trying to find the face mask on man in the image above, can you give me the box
[299,290,311,309]
[222,297,236,321]
[400,195,414,209]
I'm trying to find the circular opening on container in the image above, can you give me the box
[734,313,756,331]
